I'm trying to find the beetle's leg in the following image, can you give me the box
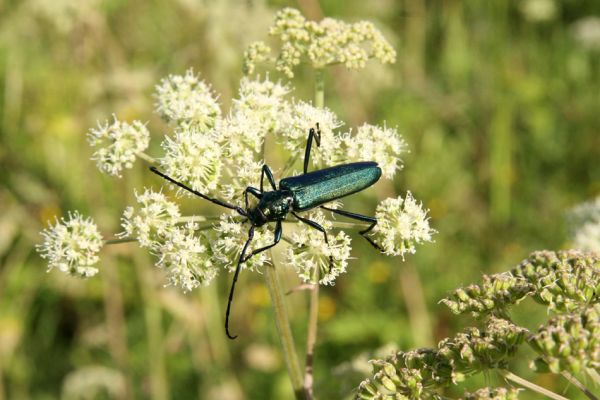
[321,206,385,253]
[260,164,277,192]
[225,225,255,340]
[303,123,321,174]
[150,167,246,217]
[245,186,262,210]
[242,221,282,262]
[292,211,334,272]
[225,222,282,340]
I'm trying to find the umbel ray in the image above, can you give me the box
[150,124,384,339]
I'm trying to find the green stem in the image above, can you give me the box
[138,152,157,164]
[587,368,600,386]
[105,237,137,245]
[303,66,325,400]
[499,370,568,400]
[314,68,325,108]
[560,371,598,400]
[264,259,305,400]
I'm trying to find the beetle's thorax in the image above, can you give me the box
[248,190,294,227]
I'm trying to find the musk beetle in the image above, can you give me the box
[150,124,383,339]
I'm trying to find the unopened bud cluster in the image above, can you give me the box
[356,317,526,399]
[244,8,396,78]
[529,303,600,375]
[443,250,600,317]
[511,250,600,313]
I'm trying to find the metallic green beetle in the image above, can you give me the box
[150,124,383,339]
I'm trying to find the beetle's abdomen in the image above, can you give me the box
[279,162,381,211]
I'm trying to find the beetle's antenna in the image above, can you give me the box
[226,225,255,339]
[149,167,247,217]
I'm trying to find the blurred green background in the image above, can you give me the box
[0,0,599,399]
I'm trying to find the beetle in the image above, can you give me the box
[150,124,383,339]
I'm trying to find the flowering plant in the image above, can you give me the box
[36,8,435,399]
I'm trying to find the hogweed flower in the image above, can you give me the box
[79,70,430,289]
[286,210,352,285]
[156,222,217,292]
[529,303,600,375]
[154,68,221,129]
[159,125,223,197]
[87,116,150,177]
[245,8,396,78]
[37,211,103,278]
[356,317,526,399]
[213,212,275,272]
[344,123,407,179]
[368,192,435,258]
[120,189,181,250]
[279,101,345,166]
[462,387,521,400]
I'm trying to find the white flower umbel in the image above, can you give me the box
[233,76,290,133]
[37,211,103,278]
[285,210,352,285]
[87,116,150,177]
[213,213,275,272]
[220,156,263,202]
[156,222,217,292]
[344,123,407,179]
[160,125,223,197]
[120,189,180,250]
[369,192,435,258]
[280,101,344,166]
[154,68,221,129]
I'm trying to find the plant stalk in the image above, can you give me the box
[302,66,326,399]
[560,371,598,400]
[499,370,569,400]
[264,260,305,400]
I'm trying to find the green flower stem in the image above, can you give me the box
[264,258,305,400]
[587,369,600,386]
[105,237,137,245]
[138,152,157,164]
[303,66,325,399]
[499,370,568,400]
[315,68,325,108]
[560,371,598,400]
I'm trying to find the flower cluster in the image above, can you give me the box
[154,68,220,129]
[568,195,600,252]
[47,8,430,290]
[36,211,103,278]
[443,250,600,317]
[286,210,352,285]
[156,222,216,291]
[441,273,532,318]
[511,250,600,313]
[120,189,181,250]
[462,387,521,400]
[529,303,600,375]
[244,8,396,78]
[357,318,526,399]
[368,192,436,258]
[120,189,216,291]
[88,116,150,177]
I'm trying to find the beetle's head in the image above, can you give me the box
[248,191,293,227]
